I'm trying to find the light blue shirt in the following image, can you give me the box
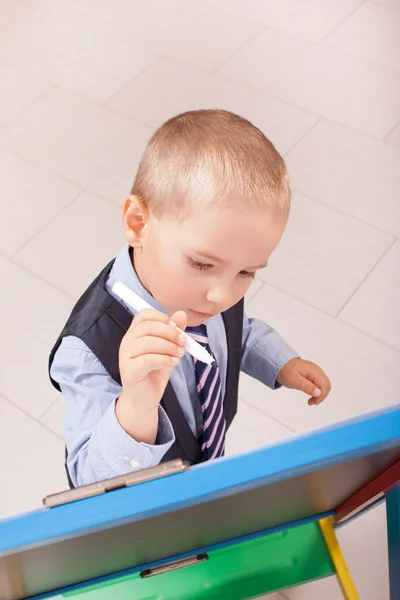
[51,245,298,487]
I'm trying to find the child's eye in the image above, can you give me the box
[189,257,213,271]
[189,257,255,279]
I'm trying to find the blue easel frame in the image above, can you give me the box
[1,403,400,600]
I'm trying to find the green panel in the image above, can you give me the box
[52,522,335,600]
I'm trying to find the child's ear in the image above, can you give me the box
[123,195,149,247]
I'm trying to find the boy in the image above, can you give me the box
[49,110,331,488]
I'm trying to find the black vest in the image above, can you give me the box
[49,259,243,487]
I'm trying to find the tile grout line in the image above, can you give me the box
[210,25,266,74]
[316,0,365,44]
[0,132,84,189]
[283,117,322,157]
[0,78,56,127]
[371,0,400,12]
[0,3,32,35]
[103,54,162,106]
[38,396,60,422]
[5,3,400,113]
[0,143,124,208]
[335,237,397,318]
[10,189,85,259]
[248,278,400,355]
[209,11,400,77]
[245,278,267,306]
[4,54,395,151]
[318,43,400,76]
[7,3,163,62]
[8,258,77,301]
[384,119,400,142]
[336,318,400,353]
[214,70,398,142]
[0,392,63,441]
[288,188,399,239]
[239,397,298,434]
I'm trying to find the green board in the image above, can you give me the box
[48,522,335,600]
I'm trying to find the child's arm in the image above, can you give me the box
[116,308,187,445]
[241,314,331,404]
[51,329,182,487]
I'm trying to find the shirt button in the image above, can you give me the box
[130,458,141,469]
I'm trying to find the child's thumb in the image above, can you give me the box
[170,310,188,333]
[295,373,321,398]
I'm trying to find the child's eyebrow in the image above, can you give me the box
[190,250,268,270]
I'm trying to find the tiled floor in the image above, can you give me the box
[0,0,399,598]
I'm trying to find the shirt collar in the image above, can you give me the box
[106,244,168,316]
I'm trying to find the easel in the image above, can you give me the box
[1,404,399,599]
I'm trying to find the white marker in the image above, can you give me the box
[112,281,217,368]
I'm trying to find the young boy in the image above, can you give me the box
[49,110,331,488]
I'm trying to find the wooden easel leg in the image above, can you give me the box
[318,517,359,600]
[386,486,400,600]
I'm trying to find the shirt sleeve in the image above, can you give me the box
[50,336,175,487]
[241,312,299,389]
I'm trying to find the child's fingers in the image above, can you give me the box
[291,372,320,398]
[131,353,181,379]
[170,310,187,333]
[305,368,331,406]
[131,320,185,347]
[127,336,185,361]
[130,309,171,328]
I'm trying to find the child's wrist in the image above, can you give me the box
[116,390,159,444]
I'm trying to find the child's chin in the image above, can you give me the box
[187,311,208,326]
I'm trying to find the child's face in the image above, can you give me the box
[132,204,287,326]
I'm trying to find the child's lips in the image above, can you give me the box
[191,309,216,319]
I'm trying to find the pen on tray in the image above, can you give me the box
[112,281,217,368]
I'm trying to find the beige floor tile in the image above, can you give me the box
[0,0,30,33]
[240,285,400,433]
[286,504,390,600]
[284,577,343,600]
[287,120,400,237]
[245,277,264,305]
[258,193,393,315]
[28,0,261,72]
[339,240,400,350]
[371,0,400,11]
[0,257,75,418]
[0,394,67,517]
[386,122,400,147]
[0,148,81,257]
[14,191,125,298]
[0,9,158,103]
[226,399,294,456]
[107,58,318,155]
[218,28,400,138]
[256,595,288,600]
[195,0,362,42]
[40,395,63,438]
[0,64,51,127]
[255,596,288,600]
[0,88,153,202]
[324,2,400,72]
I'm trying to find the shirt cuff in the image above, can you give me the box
[92,400,175,474]
[244,338,299,389]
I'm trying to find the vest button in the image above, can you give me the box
[129,458,141,469]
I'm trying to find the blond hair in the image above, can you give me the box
[131,109,290,220]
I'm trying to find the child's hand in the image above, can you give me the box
[277,358,331,406]
[116,309,187,444]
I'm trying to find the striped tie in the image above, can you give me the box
[186,325,225,460]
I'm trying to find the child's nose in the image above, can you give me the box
[205,285,232,308]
